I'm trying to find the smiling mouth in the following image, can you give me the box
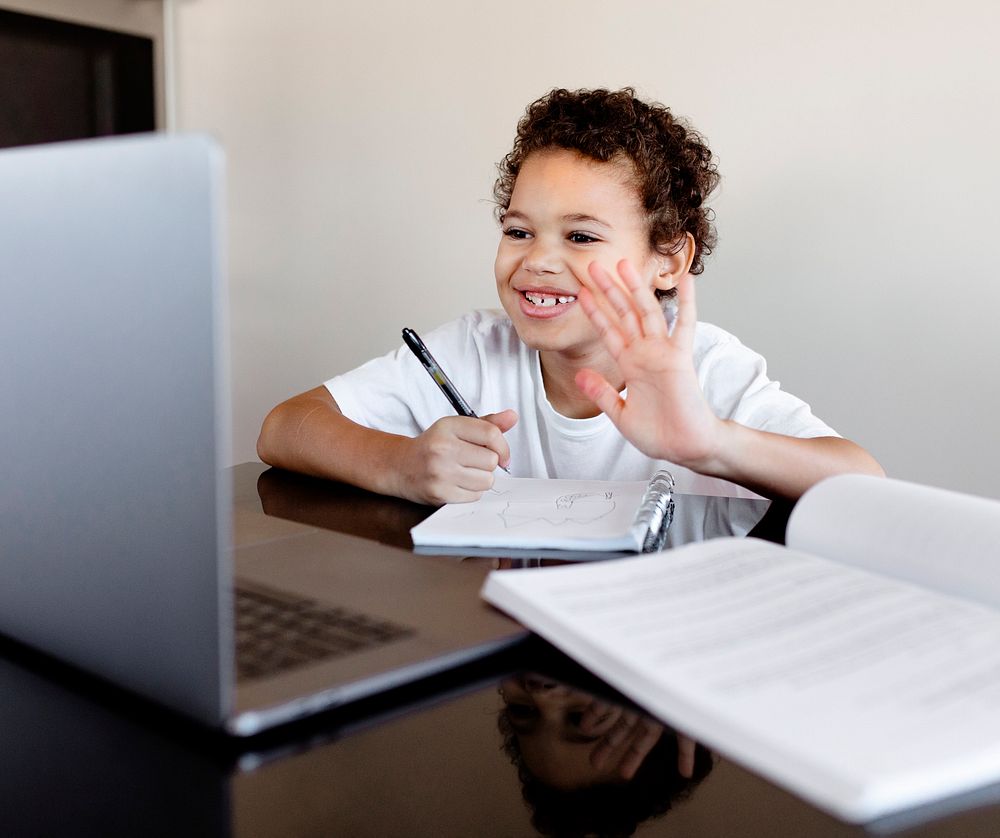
[521,291,577,307]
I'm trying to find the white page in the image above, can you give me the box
[410,476,651,550]
[788,475,1000,610]
[483,537,1000,820]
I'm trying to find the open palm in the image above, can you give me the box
[574,259,722,471]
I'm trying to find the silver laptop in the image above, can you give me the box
[0,134,525,736]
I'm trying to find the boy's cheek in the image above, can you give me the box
[570,257,626,292]
[567,257,601,287]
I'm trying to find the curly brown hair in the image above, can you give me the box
[494,87,720,276]
[498,708,714,838]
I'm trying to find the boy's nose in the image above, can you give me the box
[523,674,558,692]
[521,241,559,275]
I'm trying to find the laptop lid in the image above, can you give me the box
[0,134,233,725]
[1,135,526,735]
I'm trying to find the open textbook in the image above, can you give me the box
[410,470,676,552]
[481,474,1000,822]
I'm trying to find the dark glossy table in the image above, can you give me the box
[2,464,998,837]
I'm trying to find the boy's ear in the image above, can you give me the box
[653,232,696,291]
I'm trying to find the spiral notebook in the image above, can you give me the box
[410,471,675,553]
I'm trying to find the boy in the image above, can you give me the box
[258,88,882,503]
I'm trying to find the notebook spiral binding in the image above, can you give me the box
[636,469,676,552]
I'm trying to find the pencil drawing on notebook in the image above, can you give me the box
[499,491,617,529]
[411,475,673,553]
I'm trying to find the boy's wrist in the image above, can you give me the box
[678,418,736,481]
[371,434,417,500]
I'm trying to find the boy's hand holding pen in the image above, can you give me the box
[402,328,517,505]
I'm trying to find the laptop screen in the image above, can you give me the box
[0,135,233,724]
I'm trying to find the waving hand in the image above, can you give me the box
[574,259,723,472]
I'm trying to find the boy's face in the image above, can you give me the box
[495,149,672,357]
[500,675,631,789]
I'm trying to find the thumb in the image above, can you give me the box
[482,409,518,433]
[575,369,624,424]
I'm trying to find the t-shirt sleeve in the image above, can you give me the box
[695,324,840,439]
[324,315,490,437]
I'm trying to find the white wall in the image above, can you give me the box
[170,0,1000,498]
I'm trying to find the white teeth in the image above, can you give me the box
[524,292,576,307]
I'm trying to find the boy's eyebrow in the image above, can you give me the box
[563,730,603,744]
[503,210,613,229]
[502,210,530,224]
[562,213,612,229]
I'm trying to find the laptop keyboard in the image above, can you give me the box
[235,582,415,682]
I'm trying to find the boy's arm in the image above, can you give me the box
[575,262,884,501]
[693,425,882,501]
[257,386,516,504]
[257,386,410,495]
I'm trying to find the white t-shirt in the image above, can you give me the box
[325,310,838,490]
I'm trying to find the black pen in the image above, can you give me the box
[402,327,511,474]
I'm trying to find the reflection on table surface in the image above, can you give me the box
[497,670,712,836]
[3,636,1000,838]
[3,465,999,836]
[251,463,787,562]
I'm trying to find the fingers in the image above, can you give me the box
[443,480,494,503]
[472,412,516,470]
[619,717,663,780]
[483,409,518,470]
[676,733,697,779]
[415,458,494,504]
[482,409,519,433]
[586,261,645,340]
[608,259,671,338]
[434,415,511,472]
[579,699,619,736]
[589,711,634,770]
[574,369,625,424]
[581,259,670,341]
[589,710,664,780]
[577,286,626,360]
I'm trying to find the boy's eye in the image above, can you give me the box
[506,703,539,720]
[503,227,530,240]
[568,231,599,244]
